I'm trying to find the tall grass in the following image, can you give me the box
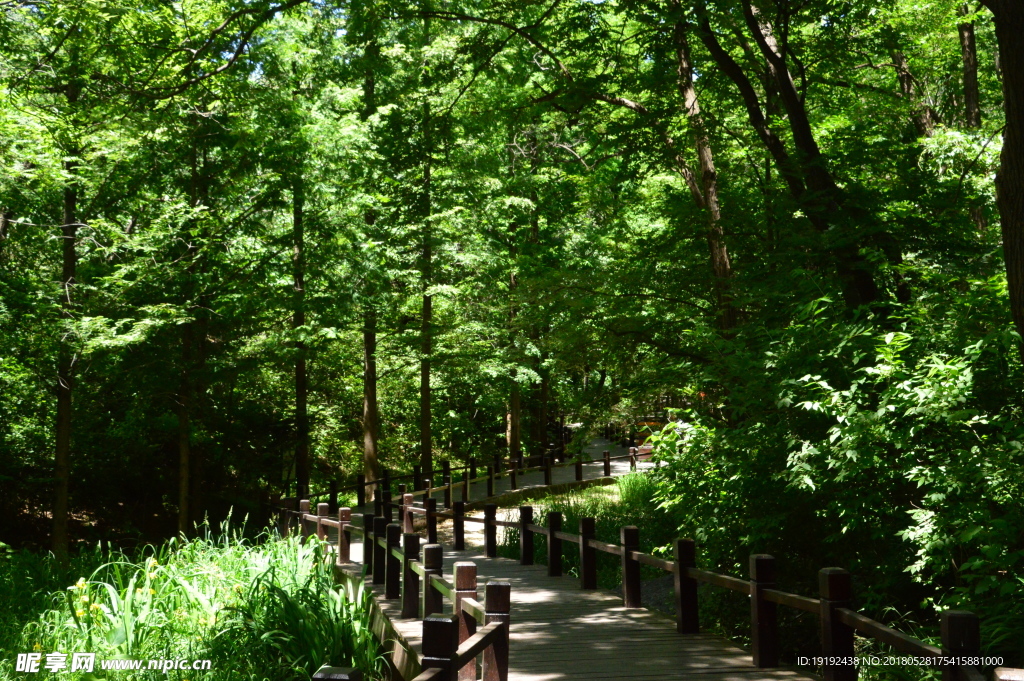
[0,519,383,681]
[497,473,678,589]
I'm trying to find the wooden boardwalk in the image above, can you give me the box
[339,545,817,681]
[352,437,656,517]
[328,438,818,681]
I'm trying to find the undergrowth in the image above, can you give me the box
[0,517,383,681]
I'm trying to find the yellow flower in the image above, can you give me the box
[149,588,156,595]
[75,577,86,590]
[233,584,243,593]
[33,643,41,652]
[148,572,157,579]
[80,595,89,602]
[76,609,86,618]
[136,588,144,595]
[90,603,101,611]
[148,558,159,568]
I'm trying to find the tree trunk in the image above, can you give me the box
[419,131,433,476]
[891,49,938,138]
[53,159,77,560]
[292,173,309,500]
[177,323,191,536]
[508,383,521,463]
[959,5,987,231]
[959,5,982,129]
[981,0,1024,355]
[363,306,380,482]
[672,11,735,330]
[419,11,433,475]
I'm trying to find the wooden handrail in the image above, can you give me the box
[687,567,749,593]
[762,588,818,613]
[430,573,456,600]
[451,621,504,670]
[459,597,485,623]
[284,475,989,681]
[837,608,940,657]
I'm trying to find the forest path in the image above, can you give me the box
[331,437,819,681]
[350,436,653,517]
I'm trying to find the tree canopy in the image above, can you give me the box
[3,0,1023,661]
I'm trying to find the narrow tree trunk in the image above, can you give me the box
[508,384,521,463]
[959,5,987,232]
[363,307,380,482]
[418,10,433,475]
[177,323,191,536]
[53,160,77,560]
[292,173,309,500]
[959,5,982,129]
[672,11,735,330]
[981,0,1024,356]
[419,126,433,475]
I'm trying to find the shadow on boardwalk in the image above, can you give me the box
[332,438,819,681]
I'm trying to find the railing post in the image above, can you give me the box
[316,503,330,541]
[750,554,778,667]
[469,457,477,480]
[328,480,338,513]
[454,562,478,681]
[402,493,414,533]
[372,516,387,585]
[629,447,637,471]
[413,465,422,492]
[482,582,511,681]
[621,525,641,607]
[674,538,699,633]
[442,459,451,481]
[486,466,495,497]
[382,467,391,496]
[426,497,438,545]
[356,474,366,508]
[579,517,597,589]
[547,511,562,577]
[382,489,393,523]
[941,611,980,681]
[574,457,583,481]
[454,501,466,551]
[299,500,311,541]
[373,487,383,518]
[420,615,459,681]
[337,508,351,564]
[819,568,857,681]
[543,459,552,485]
[443,474,453,509]
[461,468,470,502]
[401,533,421,618]
[425,477,433,505]
[385,523,402,599]
[423,544,444,617]
[519,506,534,565]
[362,513,374,571]
[603,450,611,476]
[484,503,497,558]
[508,462,517,490]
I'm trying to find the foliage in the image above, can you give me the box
[0,521,383,681]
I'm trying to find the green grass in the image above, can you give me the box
[0,517,383,681]
[496,472,680,589]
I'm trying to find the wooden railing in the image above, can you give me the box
[389,496,986,681]
[279,500,511,681]
[276,445,995,681]
[276,446,643,521]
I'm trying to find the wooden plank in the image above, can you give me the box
[341,544,818,681]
